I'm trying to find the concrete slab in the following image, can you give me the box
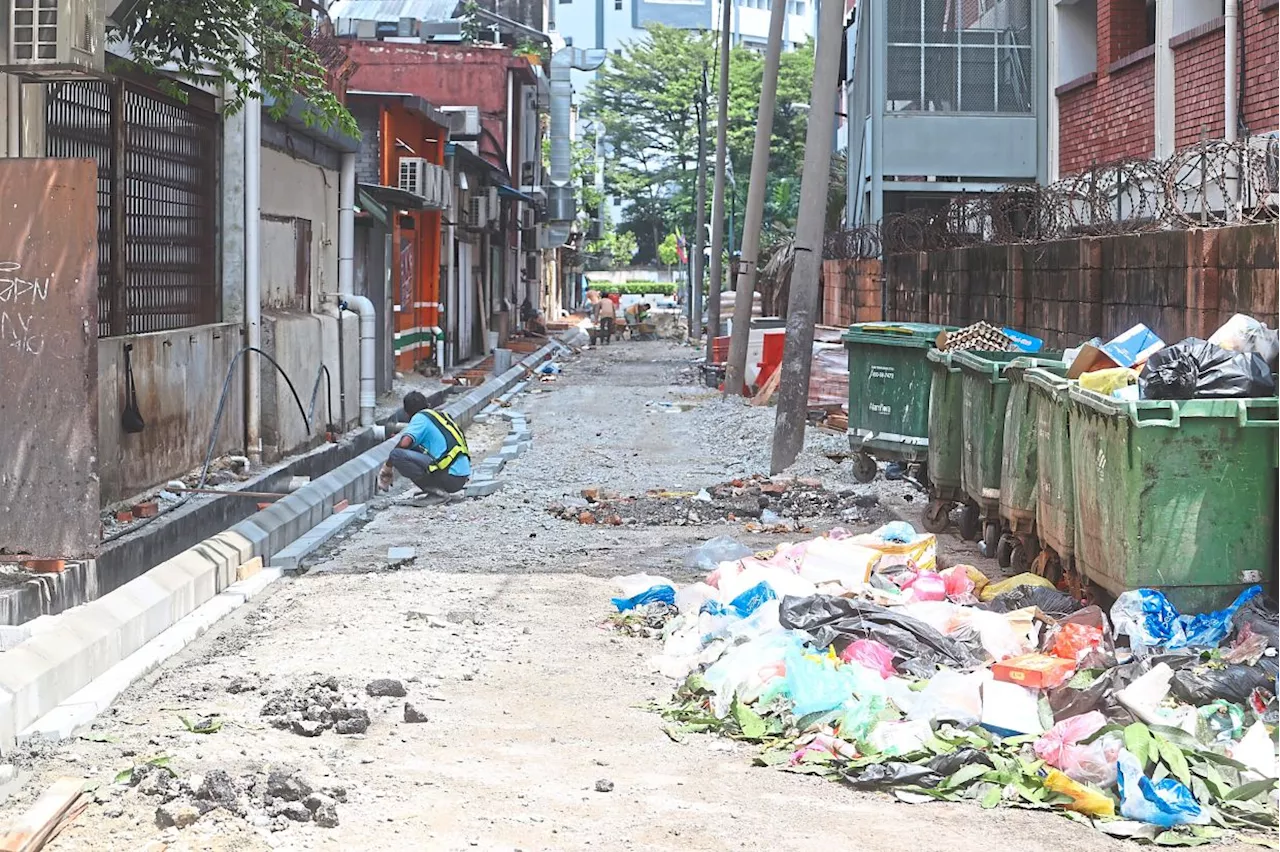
[270,504,368,574]
[464,480,503,498]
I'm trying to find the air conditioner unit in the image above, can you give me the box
[4,0,104,78]
[419,20,464,40]
[399,157,430,197]
[467,196,487,228]
[520,208,537,229]
[440,106,481,137]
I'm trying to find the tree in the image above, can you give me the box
[657,233,681,267]
[112,0,355,136]
[584,27,815,264]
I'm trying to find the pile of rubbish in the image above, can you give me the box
[550,476,884,530]
[613,525,1279,845]
[1068,315,1278,401]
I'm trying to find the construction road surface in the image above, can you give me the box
[0,342,1174,852]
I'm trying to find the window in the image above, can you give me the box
[1105,0,1154,63]
[559,0,570,6]
[885,0,1033,114]
[615,0,623,9]
[1173,0,1224,37]
[1055,0,1097,86]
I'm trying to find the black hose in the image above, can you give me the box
[308,364,334,433]
[102,346,313,544]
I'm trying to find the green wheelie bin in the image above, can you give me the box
[1024,367,1077,588]
[922,349,972,535]
[998,359,1069,571]
[953,350,1064,554]
[1068,387,1279,611]
[842,323,955,484]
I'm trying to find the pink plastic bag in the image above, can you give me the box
[941,565,976,600]
[1034,710,1121,787]
[840,639,897,679]
[899,571,946,602]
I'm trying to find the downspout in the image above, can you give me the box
[548,47,607,245]
[445,149,458,367]
[1224,0,1239,143]
[338,151,377,426]
[245,85,263,463]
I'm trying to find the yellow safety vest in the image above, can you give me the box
[423,409,469,474]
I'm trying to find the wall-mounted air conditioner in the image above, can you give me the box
[521,208,537,229]
[467,196,488,228]
[399,158,430,197]
[440,106,481,137]
[4,0,104,78]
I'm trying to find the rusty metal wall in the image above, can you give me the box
[45,77,219,338]
[0,159,100,558]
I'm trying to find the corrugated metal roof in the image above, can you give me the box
[327,0,460,23]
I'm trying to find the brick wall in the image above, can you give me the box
[882,224,1276,346]
[1057,0,1156,174]
[1174,22,1228,147]
[1059,56,1155,174]
[1243,0,1279,133]
[1061,0,1278,176]
[350,100,382,186]
[820,258,882,326]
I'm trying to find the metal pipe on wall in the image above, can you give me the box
[338,151,377,426]
[1224,0,1239,143]
[245,87,263,462]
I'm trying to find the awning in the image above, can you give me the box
[359,183,433,211]
[497,184,537,204]
[357,187,391,227]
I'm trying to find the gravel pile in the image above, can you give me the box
[259,677,371,737]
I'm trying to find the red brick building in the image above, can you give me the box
[1054,0,1277,177]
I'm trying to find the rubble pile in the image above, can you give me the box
[549,475,884,530]
[259,677,372,737]
[122,763,345,832]
[612,525,1280,845]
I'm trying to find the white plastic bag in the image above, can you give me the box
[684,536,753,573]
[1209,313,1280,368]
[614,573,675,599]
[907,668,988,727]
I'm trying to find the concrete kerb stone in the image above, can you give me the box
[0,334,570,756]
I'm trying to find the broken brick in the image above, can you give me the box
[577,511,597,525]
[115,510,134,523]
[134,502,159,518]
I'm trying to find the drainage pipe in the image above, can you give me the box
[338,151,377,426]
[245,89,263,463]
[1224,0,1239,143]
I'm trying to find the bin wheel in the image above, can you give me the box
[922,500,952,534]
[995,535,1014,568]
[1009,542,1027,573]
[852,453,878,483]
[957,504,981,541]
[982,521,1001,555]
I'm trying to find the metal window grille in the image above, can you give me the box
[885,0,1033,114]
[46,77,219,337]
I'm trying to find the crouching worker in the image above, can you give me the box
[378,391,471,505]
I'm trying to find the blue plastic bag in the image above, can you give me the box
[1117,750,1207,828]
[876,521,917,545]
[728,582,776,618]
[612,585,675,612]
[782,647,858,717]
[1111,585,1262,650]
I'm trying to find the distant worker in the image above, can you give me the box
[595,293,617,344]
[379,391,471,505]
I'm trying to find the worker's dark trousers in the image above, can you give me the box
[600,316,615,343]
[389,448,468,494]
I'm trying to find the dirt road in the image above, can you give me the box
[1,343,1128,852]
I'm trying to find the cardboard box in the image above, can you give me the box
[1101,323,1165,369]
[992,653,1076,689]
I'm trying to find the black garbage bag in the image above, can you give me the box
[844,748,994,791]
[1040,605,1117,670]
[1049,653,1199,723]
[1232,593,1279,649]
[1170,663,1274,706]
[1139,338,1276,400]
[981,585,1082,619]
[779,595,981,679]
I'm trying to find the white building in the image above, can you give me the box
[554,0,817,92]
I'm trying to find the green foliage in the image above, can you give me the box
[589,282,676,296]
[656,232,682,267]
[113,0,356,137]
[585,27,816,263]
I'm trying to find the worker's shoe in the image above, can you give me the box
[406,488,459,508]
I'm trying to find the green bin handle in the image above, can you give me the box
[1238,398,1280,428]
[1131,400,1180,428]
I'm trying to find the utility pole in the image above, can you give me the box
[771,0,843,473]
[723,0,786,396]
[705,0,732,354]
[691,64,709,342]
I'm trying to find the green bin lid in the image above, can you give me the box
[841,322,955,350]
[954,350,1065,381]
